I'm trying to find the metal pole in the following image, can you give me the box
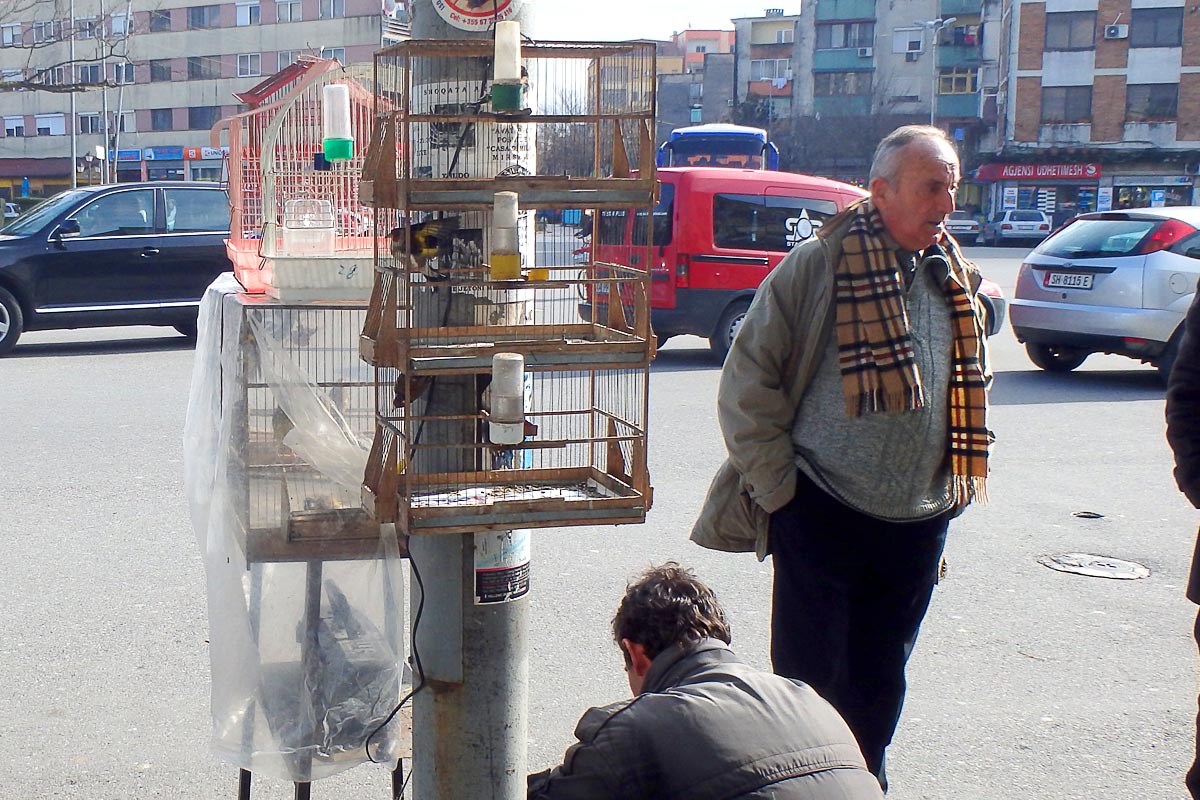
[407,3,530,798]
[69,0,77,189]
[929,28,937,126]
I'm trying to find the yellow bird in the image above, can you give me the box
[389,218,460,280]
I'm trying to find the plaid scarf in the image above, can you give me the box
[819,198,991,504]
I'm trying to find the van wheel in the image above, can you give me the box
[1026,343,1088,372]
[711,299,751,361]
[0,287,23,355]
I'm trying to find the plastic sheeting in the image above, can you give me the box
[184,273,407,781]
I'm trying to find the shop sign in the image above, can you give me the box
[976,162,1101,181]
[433,0,524,30]
[108,149,142,162]
[1097,187,1113,212]
[1001,186,1018,209]
[144,146,183,161]
[1111,175,1193,186]
[183,146,229,160]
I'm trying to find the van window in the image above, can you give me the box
[632,182,674,247]
[597,209,628,244]
[713,193,838,252]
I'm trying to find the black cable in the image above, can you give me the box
[365,544,427,765]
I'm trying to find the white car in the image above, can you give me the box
[944,210,981,245]
[981,209,1053,246]
[3,202,18,221]
[1009,206,1200,381]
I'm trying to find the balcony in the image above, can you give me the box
[815,0,876,22]
[938,44,982,68]
[936,92,980,119]
[940,0,983,16]
[748,79,792,97]
[814,48,876,71]
[814,95,871,116]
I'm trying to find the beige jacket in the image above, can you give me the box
[689,218,982,560]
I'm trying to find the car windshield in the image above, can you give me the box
[949,210,973,220]
[1011,210,1044,222]
[1034,217,1160,258]
[0,189,91,235]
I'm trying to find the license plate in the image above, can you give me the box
[1045,271,1093,289]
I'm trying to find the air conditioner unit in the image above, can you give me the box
[906,51,921,62]
[1103,24,1129,39]
[857,46,873,58]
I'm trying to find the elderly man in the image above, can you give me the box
[528,563,884,799]
[692,125,992,790]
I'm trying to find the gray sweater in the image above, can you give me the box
[791,254,955,521]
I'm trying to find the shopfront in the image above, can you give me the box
[183,146,228,182]
[976,162,1101,229]
[1107,175,1194,210]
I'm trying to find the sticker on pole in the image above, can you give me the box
[474,530,530,604]
[433,0,525,30]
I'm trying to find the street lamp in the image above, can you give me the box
[915,16,956,127]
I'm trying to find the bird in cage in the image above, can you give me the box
[393,372,433,409]
[389,218,460,280]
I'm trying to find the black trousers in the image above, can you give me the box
[769,469,950,791]
[1188,610,1200,799]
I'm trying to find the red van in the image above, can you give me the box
[592,167,867,357]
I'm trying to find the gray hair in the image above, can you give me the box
[868,125,954,184]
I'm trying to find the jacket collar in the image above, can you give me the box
[640,638,737,695]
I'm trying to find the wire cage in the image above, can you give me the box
[212,58,384,300]
[359,40,658,533]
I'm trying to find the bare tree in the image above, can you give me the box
[0,0,136,93]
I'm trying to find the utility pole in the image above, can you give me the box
[916,16,956,128]
[69,0,77,189]
[406,3,532,798]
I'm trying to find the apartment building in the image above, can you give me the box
[656,29,736,142]
[981,0,1200,224]
[0,0,385,198]
[733,8,800,120]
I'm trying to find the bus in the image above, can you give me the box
[655,124,781,171]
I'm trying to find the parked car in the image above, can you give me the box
[978,276,1006,337]
[0,181,231,354]
[3,202,18,220]
[981,209,1053,246]
[944,209,981,245]
[1009,206,1200,381]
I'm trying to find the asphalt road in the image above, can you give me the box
[1,245,1196,799]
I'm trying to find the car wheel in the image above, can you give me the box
[961,235,977,247]
[710,299,751,361]
[1156,332,1182,386]
[174,319,198,339]
[1026,342,1088,372]
[0,286,23,355]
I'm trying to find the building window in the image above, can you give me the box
[117,111,135,132]
[110,12,129,36]
[320,47,346,64]
[150,60,172,82]
[188,56,222,80]
[1126,83,1178,120]
[35,113,66,136]
[237,54,261,77]
[938,67,978,94]
[750,58,790,80]
[892,28,924,53]
[79,112,101,133]
[1,24,22,47]
[151,108,173,130]
[78,64,102,84]
[277,50,298,70]
[33,20,61,43]
[113,62,134,84]
[320,0,345,19]
[76,17,98,39]
[187,6,221,29]
[4,116,24,136]
[776,28,794,44]
[1,68,21,86]
[189,106,221,130]
[150,10,171,32]
[1045,11,1095,51]
[815,21,875,50]
[814,71,872,96]
[37,66,66,86]
[236,2,261,25]
[277,0,302,22]
[1041,85,1092,122]
[1130,7,1183,48]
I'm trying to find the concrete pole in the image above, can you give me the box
[407,3,531,798]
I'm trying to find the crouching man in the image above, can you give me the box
[528,563,884,799]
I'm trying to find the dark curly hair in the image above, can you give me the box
[611,562,731,665]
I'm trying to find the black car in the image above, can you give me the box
[0,181,231,354]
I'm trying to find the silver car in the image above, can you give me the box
[981,209,1053,246]
[944,210,981,246]
[1009,206,1200,381]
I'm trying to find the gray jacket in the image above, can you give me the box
[527,640,884,800]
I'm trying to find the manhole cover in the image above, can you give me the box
[1038,553,1150,580]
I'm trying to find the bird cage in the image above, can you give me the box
[359,40,657,533]
[212,58,384,301]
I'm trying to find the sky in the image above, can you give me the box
[528,1,794,42]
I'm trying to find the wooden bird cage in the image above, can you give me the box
[359,40,658,534]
